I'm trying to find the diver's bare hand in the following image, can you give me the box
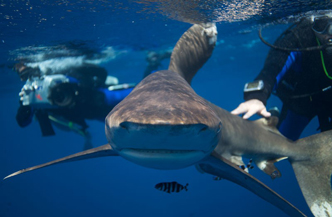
[231,99,271,119]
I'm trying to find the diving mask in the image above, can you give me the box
[312,15,332,45]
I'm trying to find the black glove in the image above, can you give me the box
[16,105,33,127]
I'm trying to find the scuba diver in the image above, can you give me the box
[15,62,135,149]
[231,13,332,140]
[143,49,172,78]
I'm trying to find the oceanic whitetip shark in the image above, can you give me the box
[4,23,332,217]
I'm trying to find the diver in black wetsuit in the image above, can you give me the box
[15,63,135,149]
[232,14,332,140]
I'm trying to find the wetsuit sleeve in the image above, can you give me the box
[244,25,304,105]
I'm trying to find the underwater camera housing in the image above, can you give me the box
[20,74,77,109]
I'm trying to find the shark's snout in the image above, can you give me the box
[106,121,221,170]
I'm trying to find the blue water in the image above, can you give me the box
[1,1,330,217]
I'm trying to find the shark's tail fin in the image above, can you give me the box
[168,23,217,85]
[292,131,332,216]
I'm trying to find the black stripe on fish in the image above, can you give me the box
[155,181,188,193]
[167,182,171,193]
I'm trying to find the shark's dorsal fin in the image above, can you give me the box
[254,116,284,137]
[168,23,217,85]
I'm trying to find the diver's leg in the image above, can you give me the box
[278,105,312,141]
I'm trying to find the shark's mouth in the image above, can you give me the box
[119,148,206,170]
[107,122,221,169]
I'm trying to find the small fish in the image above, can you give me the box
[247,159,254,170]
[240,159,255,172]
[155,181,188,193]
[213,176,223,181]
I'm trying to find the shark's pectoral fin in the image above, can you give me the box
[4,144,118,180]
[292,161,332,217]
[292,132,332,217]
[255,157,288,180]
[197,152,306,217]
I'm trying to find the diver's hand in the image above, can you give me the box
[231,99,271,119]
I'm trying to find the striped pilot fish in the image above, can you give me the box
[155,181,189,194]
